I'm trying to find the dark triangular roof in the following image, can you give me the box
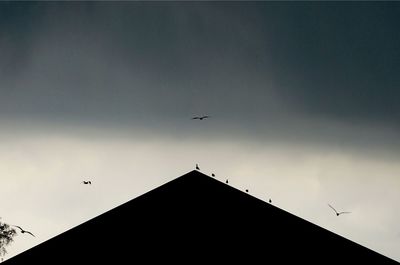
[4,170,398,264]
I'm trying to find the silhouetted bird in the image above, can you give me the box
[211,173,215,177]
[192,115,210,121]
[82,181,92,185]
[13,225,35,237]
[196,164,200,170]
[328,204,351,216]
[269,199,272,203]
[225,179,229,184]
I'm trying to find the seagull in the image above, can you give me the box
[192,115,210,121]
[13,225,35,237]
[328,204,351,216]
[82,181,92,185]
[211,173,215,177]
[196,164,200,170]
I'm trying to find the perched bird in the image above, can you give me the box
[269,199,272,204]
[192,115,210,121]
[196,164,200,170]
[328,204,351,216]
[211,173,215,177]
[82,181,92,185]
[13,225,35,237]
[225,179,229,184]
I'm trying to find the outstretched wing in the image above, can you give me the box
[338,211,351,215]
[328,204,338,214]
[13,225,23,231]
[201,115,210,119]
[26,231,35,237]
[192,117,200,120]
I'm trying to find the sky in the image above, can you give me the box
[1,1,400,262]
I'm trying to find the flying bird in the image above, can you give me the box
[328,204,351,216]
[192,115,210,121]
[13,225,35,237]
[196,164,200,170]
[82,181,92,185]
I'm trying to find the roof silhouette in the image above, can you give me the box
[4,170,398,264]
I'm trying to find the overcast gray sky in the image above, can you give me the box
[1,1,400,262]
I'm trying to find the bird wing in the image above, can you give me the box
[338,211,351,215]
[13,225,23,231]
[192,117,199,119]
[202,115,210,119]
[26,231,35,237]
[328,204,338,214]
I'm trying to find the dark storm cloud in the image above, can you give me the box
[0,2,275,123]
[1,2,400,148]
[263,2,400,126]
[0,2,43,80]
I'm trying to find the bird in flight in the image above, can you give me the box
[196,164,200,170]
[82,181,92,185]
[13,225,35,237]
[192,115,210,121]
[328,204,351,216]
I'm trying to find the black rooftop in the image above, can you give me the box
[4,170,398,264]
